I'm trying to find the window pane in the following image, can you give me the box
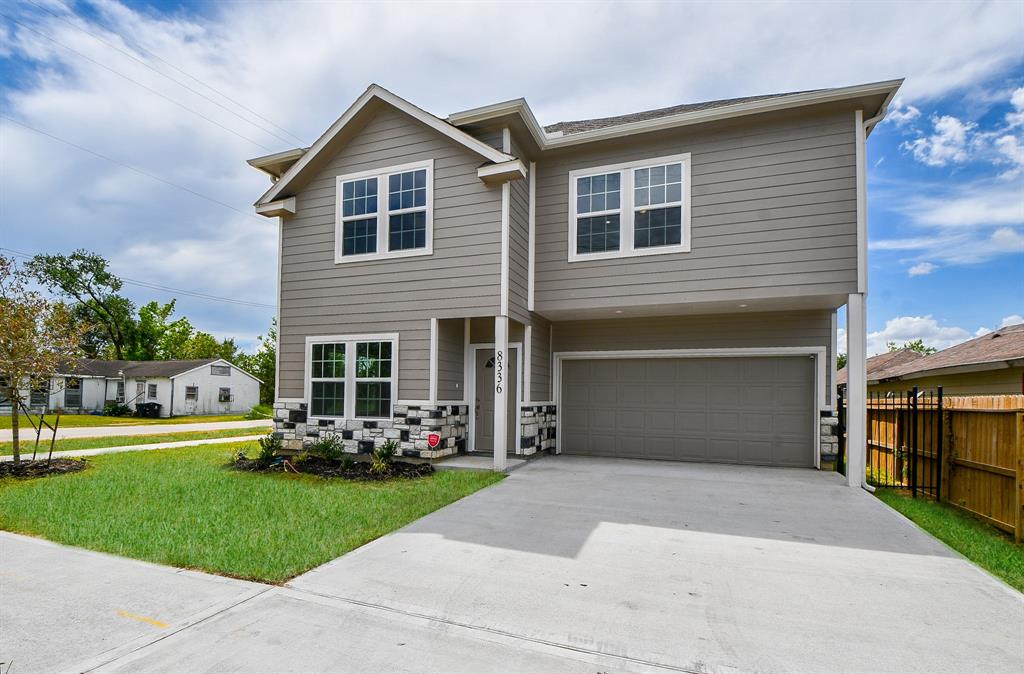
[634,206,682,249]
[356,341,393,378]
[342,218,377,256]
[666,182,682,203]
[356,382,391,418]
[576,172,620,214]
[389,169,427,213]
[576,214,621,254]
[342,178,378,221]
[311,342,345,379]
[389,211,427,251]
[637,162,682,207]
[635,168,649,187]
[312,381,345,417]
[666,163,682,183]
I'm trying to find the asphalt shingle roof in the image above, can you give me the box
[59,359,219,378]
[543,90,815,136]
[836,349,923,386]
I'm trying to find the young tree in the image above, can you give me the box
[887,339,938,355]
[26,250,136,359]
[0,256,85,463]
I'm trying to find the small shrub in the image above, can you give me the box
[255,434,282,469]
[340,455,355,471]
[370,440,399,476]
[308,435,345,461]
[103,402,132,417]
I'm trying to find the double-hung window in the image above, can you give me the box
[568,153,690,261]
[335,160,433,262]
[307,335,397,420]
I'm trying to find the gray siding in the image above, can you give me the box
[552,310,834,394]
[507,136,531,325]
[437,318,465,401]
[529,313,552,401]
[535,110,858,312]
[278,106,502,399]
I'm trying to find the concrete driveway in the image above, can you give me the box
[3,457,1022,673]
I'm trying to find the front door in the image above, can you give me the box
[474,347,518,453]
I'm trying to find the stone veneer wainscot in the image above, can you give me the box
[273,402,468,459]
[519,404,557,456]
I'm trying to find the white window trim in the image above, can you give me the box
[334,159,434,264]
[147,383,158,399]
[304,333,400,422]
[567,152,691,262]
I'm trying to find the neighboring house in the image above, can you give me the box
[836,348,923,394]
[252,80,901,484]
[2,358,260,418]
[838,324,1024,396]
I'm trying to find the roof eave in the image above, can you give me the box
[254,84,515,208]
[449,78,904,151]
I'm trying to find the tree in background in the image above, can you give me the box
[887,339,938,356]
[27,250,243,363]
[235,319,276,404]
[836,353,847,370]
[26,250,135,359]
[0,256,84,462]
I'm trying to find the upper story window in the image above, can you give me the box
[335,160,433,263]
[211,364,231,376]
[568,153,691,262]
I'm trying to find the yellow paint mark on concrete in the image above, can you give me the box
[116,610,169,629]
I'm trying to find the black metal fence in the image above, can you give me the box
[837,386,944,498]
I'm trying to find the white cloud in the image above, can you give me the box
[907,262,937,276]
[1005,87,1024,128]
[886,99,921,126]
[2,0,1023,343]
[866,316,974,356]
[1001,314,1024,327]
[871,226,1024,265]
[901,114,976,166]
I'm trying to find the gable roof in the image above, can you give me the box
[58,358,262,382]
[255,84,515,206]
[874,324,1024,381]
[837,348,923,386]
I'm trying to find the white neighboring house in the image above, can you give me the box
[1,358,261,418]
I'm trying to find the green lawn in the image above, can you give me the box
[875,489,1024,592]
[0,442,504,583]
[1,427,265,456]
[0,413,253,429]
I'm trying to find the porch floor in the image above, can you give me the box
[432,453,530,472]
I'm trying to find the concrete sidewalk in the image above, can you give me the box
[0,419,271,442]
[0,434,264,462]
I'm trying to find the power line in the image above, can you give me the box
[1,115,267,224]
[23,0,305,147]
[1,12,274,152]
[0,247,275,310]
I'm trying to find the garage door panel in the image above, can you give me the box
[562,356,814,467]
[676,411,707,432]
[676,384,708,408]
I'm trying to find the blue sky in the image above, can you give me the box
[1,0,1021,355]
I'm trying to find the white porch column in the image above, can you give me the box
[846,293,867,488]
[493,315,509,471]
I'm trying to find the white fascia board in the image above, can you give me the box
[247,148,307,179]
[449,79,904,152]
[257,85,514,207]
[255,197,297,218]
[477,159,527,184]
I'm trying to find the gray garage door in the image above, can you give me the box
[561,356,814,467]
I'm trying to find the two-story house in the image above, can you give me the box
[253,80,900,487]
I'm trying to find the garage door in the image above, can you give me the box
[561,356,814,467]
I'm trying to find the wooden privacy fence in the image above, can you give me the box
[843,391,1024,542]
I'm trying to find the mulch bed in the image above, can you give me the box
[0,458,89,479]
[232,454,433,481]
